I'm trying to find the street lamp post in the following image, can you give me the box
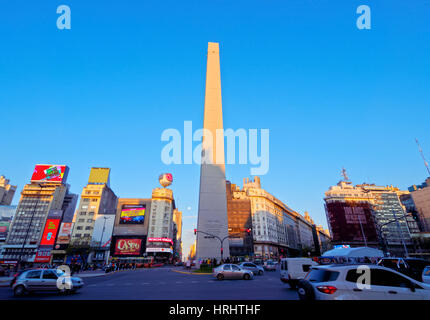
[376,212,411,257]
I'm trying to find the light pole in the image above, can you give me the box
[98,216,109,263]
[376,212,411,257]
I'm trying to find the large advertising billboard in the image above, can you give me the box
[114,238,143,256]
[31,165,68,183]
[0,222,10,241]
[56,222,73,244]
[34,250,52,263]
[119,205,146,225]
[40,219,61,246]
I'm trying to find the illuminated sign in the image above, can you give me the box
[146,247,173,254]
[148,237,173,244]
[114,238,142,255]
[56,222,73,244]
[31,165,68,183]
[34,250,51,263]
[40,219,61,246]
[120,206,145,225]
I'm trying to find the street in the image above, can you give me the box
[0,266,298,300]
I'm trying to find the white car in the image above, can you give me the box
[280,258,318,289]
[296,264,430,300]
[423,266,430,284]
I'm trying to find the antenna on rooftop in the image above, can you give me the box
[415,138,430,176]
[341,167,350,182]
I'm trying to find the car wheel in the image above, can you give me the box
[258,270,263,275]
[13,285,26,297]
[243,273,251,280]
[217,274,224,281]
[296,280,315,301]
[289,280,297,290]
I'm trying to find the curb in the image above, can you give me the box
[172,270,212,275]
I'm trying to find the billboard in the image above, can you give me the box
[148,237,173,244]
[0,222,10,241]
[119,205,146,225]
[114,238,143,256]
[34,250,52,263]
[146,247,173,254]
[40,219,61,246]
[56,222,73,244]
[31,165,68,183]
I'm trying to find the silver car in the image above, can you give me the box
[239,262,264,275]
[11,269,84,297]
[213,264,254,280]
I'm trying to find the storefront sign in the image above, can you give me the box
[147,237,173,244]
[146,247,173,254]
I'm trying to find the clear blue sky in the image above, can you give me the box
[1,1,430,258]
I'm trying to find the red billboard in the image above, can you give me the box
[31,165,68,183]
[148,237,173,244]
[114,238,142,256]
[34,250,51,263]
[40,219,61,246]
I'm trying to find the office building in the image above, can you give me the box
[1,165,77,265]
[0,175,16,205]
[70,168,117,247]
[409,177,430,232]
[173,209,183,261]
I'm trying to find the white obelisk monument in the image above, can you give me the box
[196,42,230,260]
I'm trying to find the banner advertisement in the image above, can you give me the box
[114,238,142,256]
[56,222,73,244]
[40,219,61,246]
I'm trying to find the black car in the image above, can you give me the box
[378,258,430,282]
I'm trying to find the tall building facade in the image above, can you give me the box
[226,181,253,257]
[0,175,16,205]
[229,177,329,259]
[409,177,430,232]
[172,209,183,261]
[111,198,151,263]
[146,187,176,260]
[325,179,417,256]
[196,42,230,260]
[1,165,77,264]
[70,168,117,248]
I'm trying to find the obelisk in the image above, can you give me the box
[196,42,230,260]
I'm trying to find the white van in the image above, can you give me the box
[280,258,318,289]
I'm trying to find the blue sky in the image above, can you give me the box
[1,1,430,258]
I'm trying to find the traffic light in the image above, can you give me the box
[194,229,197,235]
[246,228,252,234]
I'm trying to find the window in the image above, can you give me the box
[42,270,58,279]
[370,269,414,288]
[305,269,339,283]
[26,270,42,279]
[223,265,231,271]
[231,265,241,271]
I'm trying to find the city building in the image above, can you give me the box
[409,177,430,232]
[111,198,151,264]
[196,42,230,260]
[0,206,17,253]
[172,209,183,262]
[226,181,253,257]
[70,168,118,255]
[1,165,77,266]
[324,176,418,256]
[229,177,328,259]
[0,175,17,205]
[146,186,176,261]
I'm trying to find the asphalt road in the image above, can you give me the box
[0,266,298,300]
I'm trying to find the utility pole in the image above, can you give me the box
[357,215,368,247]
[392,209,409,257]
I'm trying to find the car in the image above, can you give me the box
[213,264,254,280]
[378,258,430,282]
[11,269,84,297]
[239,262,264,275]
[423,266,430,284]
[280,258,318,289]
[296,264,430,300]
[264,261,277,271]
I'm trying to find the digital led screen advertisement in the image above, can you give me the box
[114,238,142,256]
[119,205,146,225]
[31,164,68,183]
[40,219,61,246]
